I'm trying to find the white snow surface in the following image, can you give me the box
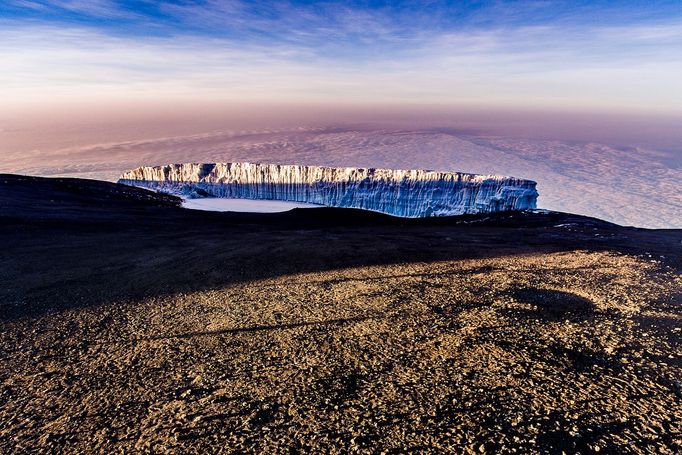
[119,162,538,218]
[182,198,322,212]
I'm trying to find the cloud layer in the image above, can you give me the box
[3,126,680,228]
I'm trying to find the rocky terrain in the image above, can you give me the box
[1,174,680,453]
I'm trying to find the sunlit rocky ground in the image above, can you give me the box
[1,175,680,453]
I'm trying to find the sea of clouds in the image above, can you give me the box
[2,126,680,229]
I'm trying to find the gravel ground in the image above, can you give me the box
[1,175,681,453]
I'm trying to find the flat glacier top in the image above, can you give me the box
[120,161,527,183]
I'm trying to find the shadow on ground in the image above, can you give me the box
[1,174,680,321]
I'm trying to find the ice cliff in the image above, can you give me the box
[118,162,538,218]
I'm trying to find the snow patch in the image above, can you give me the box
[182,198,322,213]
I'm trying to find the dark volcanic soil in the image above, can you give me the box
[1,174,681,454]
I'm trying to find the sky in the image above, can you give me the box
[2,0,682,114]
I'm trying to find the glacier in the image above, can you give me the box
[118,162,538,218]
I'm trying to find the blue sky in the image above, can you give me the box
[5,1,681,43]
[2,1,682,112]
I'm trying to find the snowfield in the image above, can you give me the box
[182,197,322,213]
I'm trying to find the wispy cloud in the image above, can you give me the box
[1,1,682,113]
[7,0,135,18]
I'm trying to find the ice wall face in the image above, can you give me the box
[118,162,538,218]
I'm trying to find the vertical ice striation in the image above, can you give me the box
[118,162,538,217]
